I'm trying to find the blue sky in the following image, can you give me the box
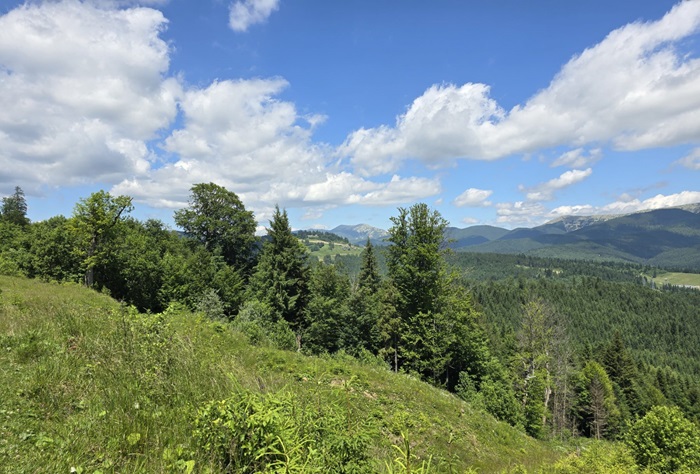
[2,0,700,232]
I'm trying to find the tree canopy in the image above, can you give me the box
[174,183,256,272]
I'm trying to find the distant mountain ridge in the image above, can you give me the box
[319,203,700,270]
[330,224,389,245]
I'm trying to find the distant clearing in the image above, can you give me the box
[654,271,700,288]
[306,238,363,260]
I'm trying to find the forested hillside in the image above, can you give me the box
[2,184,700,472]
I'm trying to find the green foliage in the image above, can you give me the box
[25,216,81,282]
[573,361,619,440]
[70,190,133,287]
[625,405,700,472]
[552,441,640,473]
[387,203,448,319]
[304,262,352,354]
[249,206,310,341]
[0,275,563,474]
[235,299,297,350]
[384,432,434,474]
[196,288,226,320]
[174,182,256,271]
[358,238,381,293]
[1,186,30,227]
[193,387,374,473]
[385,203,493,390]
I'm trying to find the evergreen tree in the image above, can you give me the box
[305,262,351,354]
[387,203,448,318]
[357,238,380,293]
[1,186,29,227]
[601,331,644,421]
[248,206,309,349]
[574,360,619,440]
[385,203,491,387]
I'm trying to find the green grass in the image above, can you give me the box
[652,271,700,288]
[0,275,571,473]
[307,238,363,261]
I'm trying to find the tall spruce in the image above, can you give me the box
[357,238,381,293]
[1,186,29,227]
[384,203,490,387]
[387,203,448,318]
[249,206,309,349]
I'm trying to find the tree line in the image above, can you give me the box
[2,184,700,471]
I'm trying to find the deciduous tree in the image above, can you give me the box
[70,190,133,287]
[174,183,256,272]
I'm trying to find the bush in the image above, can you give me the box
[235,300,296,351]
[625,405,700,472]
[553,441,639,473]
[193,388,373,473]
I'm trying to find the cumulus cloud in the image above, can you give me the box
[520,168,592,201]
[453,188,493,207]
[550,190,700,218]
[0,0,179,190]
[341,1,700,174]
[492,190,700,228]
[551,148,602,168]
[495,201,548,227]
[0,1,435,219]
[113,78,440,218]
[229,0,279,32]
[675,148,700,170]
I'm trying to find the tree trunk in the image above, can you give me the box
[84,234,97,287]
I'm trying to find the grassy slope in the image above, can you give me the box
[652,271,700,288]
[0,276,562,473]
[307,238,363,261]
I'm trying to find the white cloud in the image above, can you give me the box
[113,78,440,219]
[229,0,279,32]
[453,188,493,207]
[495,201,548,227]
[675,148,700,170]
[550,191,700,218]
[461,217,478,225]
[520,168,592,201]
[341,1,700,174]
[551,148,602,168]
[0,0,179,190]
[492,189,700,228]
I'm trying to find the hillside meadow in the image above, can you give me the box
[0,275,573,473]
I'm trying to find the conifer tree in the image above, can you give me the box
[248,206,309,349]
[357,238,380,293]
[384,203,490,387]
[1,186,29,226]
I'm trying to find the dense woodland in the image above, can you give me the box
[2,183,700,472]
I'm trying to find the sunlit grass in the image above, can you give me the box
[0,275,569,473]
[653,271,700,288]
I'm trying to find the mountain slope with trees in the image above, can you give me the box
[2,184,700,472]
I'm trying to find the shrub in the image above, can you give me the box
[193,388,373,473]
[625,405,700,472]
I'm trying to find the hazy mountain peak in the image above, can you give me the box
[330,224,389,244]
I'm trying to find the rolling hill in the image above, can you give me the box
[0,275,562,473]
[323,204,700,270]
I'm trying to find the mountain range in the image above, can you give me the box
[326,204,700,270]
